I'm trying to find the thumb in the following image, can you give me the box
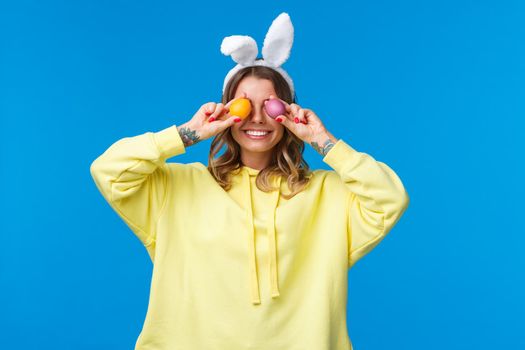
[216,115,241,131]
[276,114,292,129]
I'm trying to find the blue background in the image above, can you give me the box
[1,1,523,349]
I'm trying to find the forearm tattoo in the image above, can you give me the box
[311,138,336,156]
[177,126,201,147]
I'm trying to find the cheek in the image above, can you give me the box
[272,127,285,143]
[231,125,245,143]
[275,124,285,136]
[231,124,241,136]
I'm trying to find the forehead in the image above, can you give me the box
[234,76,276,99]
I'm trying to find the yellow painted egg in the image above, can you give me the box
[229,98,252,119]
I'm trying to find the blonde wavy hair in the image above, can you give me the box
[207,64,313,200]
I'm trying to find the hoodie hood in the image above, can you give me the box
[240,165,283,305]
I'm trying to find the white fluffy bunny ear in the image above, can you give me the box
[262,12,294,67]
[220,35,258,66]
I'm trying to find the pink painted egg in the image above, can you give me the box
[265,98,286,119]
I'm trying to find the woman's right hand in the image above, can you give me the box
[178,93,247,146]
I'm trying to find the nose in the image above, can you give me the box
[247,104,266,124]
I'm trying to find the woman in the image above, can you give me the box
[90,13,409,350]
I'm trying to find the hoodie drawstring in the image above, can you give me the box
[241,167,282,305]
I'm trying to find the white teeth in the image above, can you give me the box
[245,130,270,136]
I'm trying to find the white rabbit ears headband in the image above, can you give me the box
[220,12,295,97]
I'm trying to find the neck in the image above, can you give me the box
[240,151,272,171]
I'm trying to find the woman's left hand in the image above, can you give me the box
[267,95,338,147]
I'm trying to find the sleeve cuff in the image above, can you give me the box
[322,139,362,174]
[151,124,187,160]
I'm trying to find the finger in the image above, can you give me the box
[290,103,301,119]
[297,108,306,124]
[275,114,294,130]
[221,101,235,121]
[302,109,317,124]
[221,102,232,120]
[224,98,235,109]
[217,115,243,130]
[223,92,247,116]
[276,114,303,136]
[204,102,216,116]
[290,103,303,111]
[208,103,225,122]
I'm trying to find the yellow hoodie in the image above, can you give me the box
[90,124,409,350]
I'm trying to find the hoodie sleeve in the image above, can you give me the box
[322,139,410,269]
[90,124,186,261]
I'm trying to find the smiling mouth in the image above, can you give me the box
[243,130,273,139]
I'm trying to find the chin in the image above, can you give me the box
[233,131,283,154]
[241,144,276,153]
